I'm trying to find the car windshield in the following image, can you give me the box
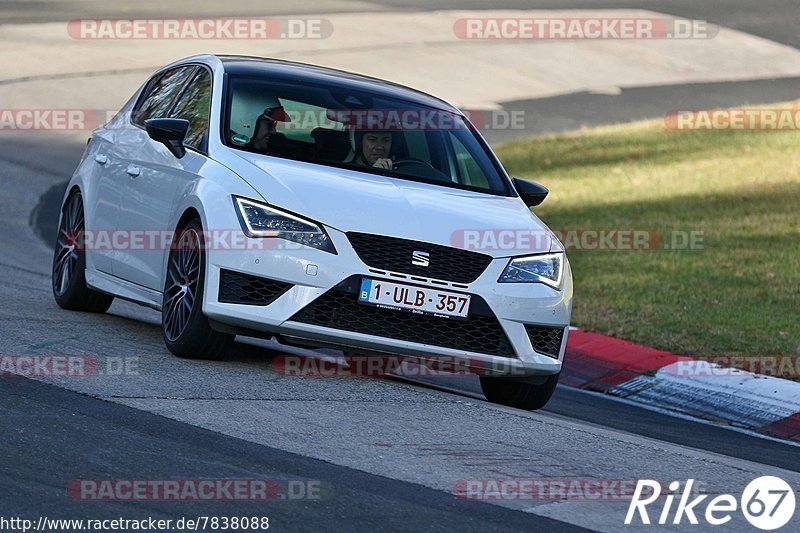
[223,75,511,195]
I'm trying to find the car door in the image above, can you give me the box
[83,131,123,274]
[113,65,212,291]
[87,71,174,274]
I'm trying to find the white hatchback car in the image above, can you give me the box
[53,54,572,409]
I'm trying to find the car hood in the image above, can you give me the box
[220,152,559,258]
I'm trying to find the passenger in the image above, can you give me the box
[249,97,289,155]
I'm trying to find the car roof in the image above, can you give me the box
[214,55,462,114]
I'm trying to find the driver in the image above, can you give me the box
[352,116,400,170]
[352,128,397,170]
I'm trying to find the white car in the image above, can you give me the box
[52,54,572,409]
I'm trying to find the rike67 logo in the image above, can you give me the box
[626,477,796,530]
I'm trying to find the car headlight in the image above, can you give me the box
[233,196,337,254]
[498,252,564,289]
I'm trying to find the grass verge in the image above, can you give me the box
[495,106,800,356]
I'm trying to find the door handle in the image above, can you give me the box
[126,165,141,178]
[94,154,108,165]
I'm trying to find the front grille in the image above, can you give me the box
[525,324,565,359]
[289,276,515,357]
[347,232,492,284]
[218,269,292,306]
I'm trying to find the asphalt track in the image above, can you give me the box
[3,129,800,532]
[2,1,800,531]
[4,1,799,49]
[5,1,799,144]
[485,76,800,143]
[1,376,587,532]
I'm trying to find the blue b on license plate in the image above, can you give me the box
[358,278,471,319]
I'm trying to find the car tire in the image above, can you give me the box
[52,192,114,313]
[162,218,232,359]
[479,372,560,410]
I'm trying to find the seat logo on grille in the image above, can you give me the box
[411,251,430,267]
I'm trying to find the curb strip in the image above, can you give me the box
[563,330,800,442]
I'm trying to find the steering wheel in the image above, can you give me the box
[392,158,435,170]
[389,158,452,182]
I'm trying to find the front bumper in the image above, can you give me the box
[203,228,572,377]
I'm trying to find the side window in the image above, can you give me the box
[170,68,212,150]
[132,66,197,126]
[132,73,164,120]
[448,132,490,189]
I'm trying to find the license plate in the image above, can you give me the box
[358,278,471,319]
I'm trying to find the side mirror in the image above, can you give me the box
[144,118,189,159]
[512,177,549,207]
